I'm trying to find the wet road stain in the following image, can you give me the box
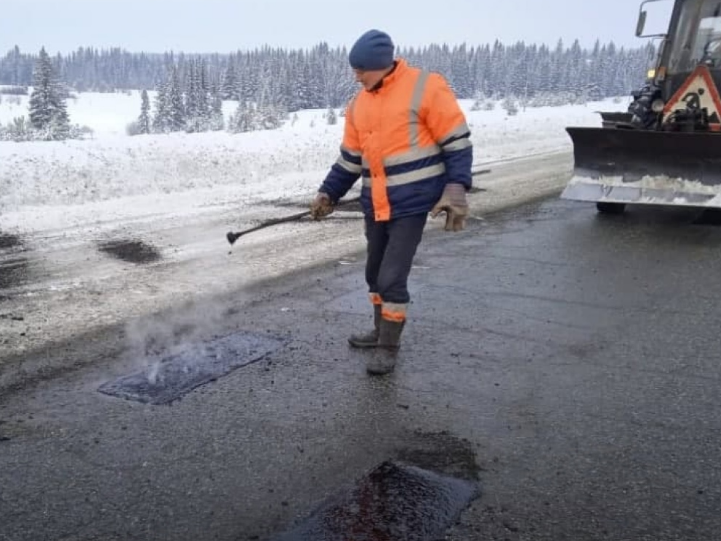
[271,460,480,541]
[0,233,22,250]
[394,430,481,482]
[97,331,285,404]
[0,258,31,290]
[0,420,11,443]
[97,239,162,264]
[0,232,31,291]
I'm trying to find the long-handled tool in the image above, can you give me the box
[226,196,361,246]
[226,169,493,247]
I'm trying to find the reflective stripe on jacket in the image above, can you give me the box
[320,58,473,221]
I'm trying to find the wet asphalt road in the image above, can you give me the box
[1,197,721,541]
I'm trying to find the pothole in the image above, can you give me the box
[97,239,162,264]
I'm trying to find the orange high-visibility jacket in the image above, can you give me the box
[320,58,473,221]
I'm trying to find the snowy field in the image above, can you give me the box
[0,90,631,236]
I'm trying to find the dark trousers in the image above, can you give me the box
[364,213,428,305]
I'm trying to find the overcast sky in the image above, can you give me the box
[2,0,675,54]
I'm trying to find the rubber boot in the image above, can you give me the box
[365,318,405,376]
[348,304,382,348]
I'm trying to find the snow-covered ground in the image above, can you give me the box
[0,91,630,235]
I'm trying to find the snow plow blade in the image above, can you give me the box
[563,127,721,208]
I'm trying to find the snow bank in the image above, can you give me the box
[0,92,631,232]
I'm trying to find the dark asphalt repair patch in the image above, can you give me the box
[97,239,162,264]
[271,460,480,541]
[98,331,284,404]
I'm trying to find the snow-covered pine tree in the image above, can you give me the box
[0,40,654,105]
[28,46,70,140]
[221,54,238,100]
[186,57,211,131]
[138,89,150,134]
[488,40,505,97]
[228,100,254,133]
[152,79,170,133]
[184,60,198,128]
[305,49,326,109]
[237,55,257,103]
[288,56,312,112]
[208,82,224,131]
[197,58,210,122]
[508,41,530,99]
[566,39,585,103]
[450,44,472,98]
[184,59,202,132]
[167,65,185,131]
[4,45,23,86]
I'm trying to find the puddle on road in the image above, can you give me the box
[97,331,285,405]
[97,238,162,264]
[271,460,480,541]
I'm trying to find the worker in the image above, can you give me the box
[310,29,473,375]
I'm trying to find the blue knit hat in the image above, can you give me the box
[349,29,394,71]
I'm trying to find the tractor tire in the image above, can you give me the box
[596,202,626,215]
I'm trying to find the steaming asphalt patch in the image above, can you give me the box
[271,460,480,541]
[97,238,162,264]
[98,331,285,404]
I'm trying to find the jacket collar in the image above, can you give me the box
[368,58,408,93]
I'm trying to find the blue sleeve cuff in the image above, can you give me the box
[321,164,360,201]
[443,145,473,190]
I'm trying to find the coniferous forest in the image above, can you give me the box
[0,39,656,140]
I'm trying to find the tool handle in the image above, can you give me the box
[231,209,312,239]
[227,195,361,244]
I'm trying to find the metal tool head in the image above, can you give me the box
[226,231,242,245]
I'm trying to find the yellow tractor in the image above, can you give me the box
[564,0,721,214]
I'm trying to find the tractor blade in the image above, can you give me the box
[563,127,721,207]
